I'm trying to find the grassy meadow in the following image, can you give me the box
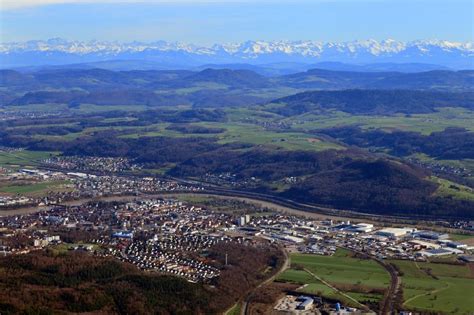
[389,259,474,314]
[276,249,389,307]
[0,150,57,169]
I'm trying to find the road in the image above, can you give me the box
[241,246,290,315]
[342,247,401,315]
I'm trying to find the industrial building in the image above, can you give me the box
[413,231,449,240]
[296,296,314,310]
[375,227,413,239]
[418,248,463,257]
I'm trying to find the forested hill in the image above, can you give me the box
[269,90,474,116]
[1,68,473,108]
[277,69,474,90]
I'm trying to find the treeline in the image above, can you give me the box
[270,90,474,116]
[317,126,474,159]
[165,123,226,134]
[0,108,227,141]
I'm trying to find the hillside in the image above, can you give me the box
[169,148,474,218]
[180,68,273,88]
[0,243,284,314]
[277,69,474,90]
[269,90,474,115]
[2,68,473,108]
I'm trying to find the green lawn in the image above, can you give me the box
[389,260,474,314]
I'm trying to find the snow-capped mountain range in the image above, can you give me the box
[1,38,473,69]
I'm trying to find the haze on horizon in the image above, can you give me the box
[0,0,472,44]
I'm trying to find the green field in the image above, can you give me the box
[50,242,100,254]
[389,259,474,314]
[449,233,474,242]
[292,107,474,135]
[276,250,390,307]
[121,121,345,152]
[5,106,473,156]
[0,180,71,196]
[431,176,474,202]
[0,150,58,169]
[277,252,474,314]
[289,252,390,288]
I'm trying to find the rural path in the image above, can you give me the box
[403,261,451,308]
[241,246,290,315]
[403,282,450,307]
[303,267,367,309]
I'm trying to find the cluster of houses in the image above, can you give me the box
[107,239,221,282]
[0,166,202,209]
[43,156,143,173]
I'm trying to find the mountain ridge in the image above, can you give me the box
[1,38,473,69]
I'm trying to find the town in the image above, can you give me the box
[1,191,474,313]
[1,154,474,314]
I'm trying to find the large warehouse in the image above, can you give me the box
[375,227,414,239]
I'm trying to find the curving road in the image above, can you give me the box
[241,246,289,315]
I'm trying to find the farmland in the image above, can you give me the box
[276,249,389,307]
[389,260,474,314]
[2,105,473,156]
[0,150,57,169]
[288,107,474,135]
[0,180,71,196]
[276,250,474,314]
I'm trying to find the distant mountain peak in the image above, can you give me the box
[1,38,472,69]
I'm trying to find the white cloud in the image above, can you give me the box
[0,0,305,10]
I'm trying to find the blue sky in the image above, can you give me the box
[1,0,472,44]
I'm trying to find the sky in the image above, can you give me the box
[0,0,473,44]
